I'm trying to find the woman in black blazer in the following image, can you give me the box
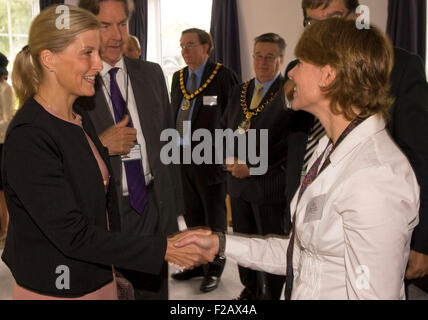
[1,5,211,299]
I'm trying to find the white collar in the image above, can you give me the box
[100,57,126,78]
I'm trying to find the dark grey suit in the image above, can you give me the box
[78,56,180,299]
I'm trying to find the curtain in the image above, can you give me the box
[210,0,242,81]
[387,0,426,62]
[129,0,148,60]
[40,0,64,10]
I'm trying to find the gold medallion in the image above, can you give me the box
[237,119,251,134]
[181,99,191,111]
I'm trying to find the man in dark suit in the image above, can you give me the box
[223,33,291,300]
[170,28,239,293]
[284,0,428,295]
[77,0,179,300]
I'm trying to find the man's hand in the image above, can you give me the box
[165,229,216,270]
[406,250,428,280]
[99,115,137,156]
[225,157,250,179]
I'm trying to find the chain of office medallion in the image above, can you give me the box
[241,80,278,120]
[179,63,222,101]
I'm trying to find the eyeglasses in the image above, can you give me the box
[253,54,279,63]
[303,10,352,27]
[180,43,201,50]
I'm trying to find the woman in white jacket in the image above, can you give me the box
[176,18,420,300]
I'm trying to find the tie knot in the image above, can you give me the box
[256,83,263,92]
[109,67,120,78]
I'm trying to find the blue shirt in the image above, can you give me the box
[177,59,208,146]
[253,72,281,100]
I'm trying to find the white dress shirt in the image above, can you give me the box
[225,114,420,299]
[100,58,153,195]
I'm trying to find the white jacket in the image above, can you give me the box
[225,114,419,300]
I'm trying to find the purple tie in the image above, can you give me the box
[109,67,148,214]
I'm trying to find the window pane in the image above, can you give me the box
[160,0,212,90]
[10,0,33,35]
[0,0,8,36]
[0,36,9,58]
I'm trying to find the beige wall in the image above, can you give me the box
[237,0,388,81]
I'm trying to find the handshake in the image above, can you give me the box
[165,229,222,270]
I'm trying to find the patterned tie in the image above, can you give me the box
[302,118,326,175]
[177,72,197,137]
[284,116,365,300]
[250,83,264,110]
[109,67,148,215]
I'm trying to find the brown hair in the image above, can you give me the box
[254,33,286,56]
[295,18,394,120]
[182,28,214,55]
[12,5,100,106]
[302,0,360,19]
[79,0,135,18]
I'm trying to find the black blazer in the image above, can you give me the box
[283,49,428,251]
[170,60,239,186]
[1,98,166,297]
[222,75,292,204]
[78,57,179,235]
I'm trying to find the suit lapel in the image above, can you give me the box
[124,57,157,167]
[174,67,189,121]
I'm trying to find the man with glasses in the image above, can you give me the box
[222,33,291,300]
[170,28,239,293]
[283,0,428,297]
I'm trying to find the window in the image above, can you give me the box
[147,0,212,91]
[0,0,40,75]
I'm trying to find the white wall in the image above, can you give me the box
[237,0,388,81]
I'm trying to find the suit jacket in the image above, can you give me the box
[170,59,239,186]
[225,115,419,299]
[222,75,292,204]
[1,98,166,297]
[284,49,428,253]
[78,56,179,235]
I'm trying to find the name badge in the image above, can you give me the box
[121,144,142,162]
[303,194,326,223]
[203,96,218,106]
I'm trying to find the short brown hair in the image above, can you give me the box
[78,0,135,18]
[295,18,394,120]
[302,0,360,20]
[182,28,214,55]
[254,33,286,56]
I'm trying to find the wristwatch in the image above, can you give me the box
[215,231,226,259]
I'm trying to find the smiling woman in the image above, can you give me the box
[0,4,210,300]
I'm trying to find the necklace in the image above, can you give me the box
[36,94,75,121]
[237,80,279,134]
[179,63,222,110]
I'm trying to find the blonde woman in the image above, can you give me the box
[1,5,210,300]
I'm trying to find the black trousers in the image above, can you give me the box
[231,196,287,300]
[118,185,168,300]
[180,165,227,277]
